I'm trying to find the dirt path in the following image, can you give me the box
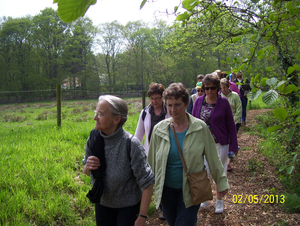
[146,109,300,225]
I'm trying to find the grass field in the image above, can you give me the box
[0,99,146,225]
[0,95,271,225]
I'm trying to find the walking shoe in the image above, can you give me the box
[215,199,224,213]
[158,211,166,221]
[200,201,208,208]
[227,164,232,172]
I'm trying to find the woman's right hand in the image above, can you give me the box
[86,156,101,171]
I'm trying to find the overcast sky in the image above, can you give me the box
[0,0,180,25]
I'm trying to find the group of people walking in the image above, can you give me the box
[82,70,251,226]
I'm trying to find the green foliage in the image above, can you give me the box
[54,0,97,23]
[281,193,300,213]
[255,111,300,205]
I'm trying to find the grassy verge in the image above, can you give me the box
[0,99,148,225]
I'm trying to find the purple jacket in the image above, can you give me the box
[192,94,238,153]
[229,81,241,97]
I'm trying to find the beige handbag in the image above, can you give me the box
[170,123,213,205]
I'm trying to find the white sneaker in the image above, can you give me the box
[215,199,224,213]
[200,201,208,208]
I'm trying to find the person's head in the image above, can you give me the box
[163,83,189,119]
[196,82,204,96]
[147,83,164,108]
[215,69,222,78]
[237,71,243,79]
[94,95,128,135]
[197,74,204,82]
[202,73,221,93]
[220,72,227,79]
[220,78,230,95]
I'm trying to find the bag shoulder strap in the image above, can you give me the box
[142,107,147,121]
[127,134,133,160]
[170,123,188,173]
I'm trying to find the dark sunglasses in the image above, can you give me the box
[197,89,204,93]
[204,86,217,91]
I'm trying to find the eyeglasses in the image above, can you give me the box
[94,111,105,119]
[204,86,217,91]
[197,89,204,93]
[150,97,162,101]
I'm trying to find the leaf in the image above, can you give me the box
[286,166,294,174]
[182,0,200,11]
[250,89,262,100]
[292,154,298,163]
[56,0,97,23]
[284,84,299,94]
[287,67,295,75]
[232,37,241,42]
[257,54,265,60]
[251,0,260,3]
[293,64,300,71]
[221,60,227,64]
[257,49,264,56]
[226,57,231,63]
[242,37,248,44]
[262,90,278,105]
[140,0,147,9]
[287,127,296,141]
[176,12,191,21]
[262,25,271,32]
[279,165,287,172]
[273,107,287,121]
[254,74,260,82]
[287,26,298,31]
[291,110,300,116]
[275,80,286,90]
[297,54,300,59]
[174,6,179,12]
[261,78,268,87]
[250,47,255,54]
[266,77,278,86]
[295,19,300,27]
[267,125,283,133]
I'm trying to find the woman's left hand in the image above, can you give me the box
[134,216,146,226]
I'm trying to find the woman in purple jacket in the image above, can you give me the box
[192,73,238,214]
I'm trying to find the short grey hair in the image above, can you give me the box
[98,95,128,127]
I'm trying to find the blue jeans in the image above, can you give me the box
[241,97,248,123]
[161,186,200,226]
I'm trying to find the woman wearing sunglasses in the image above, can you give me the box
[192,73,238,214]
[187,82,204,114]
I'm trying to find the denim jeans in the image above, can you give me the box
[161,186,200,226]
[241,97,248,123]
[95,202,140,226]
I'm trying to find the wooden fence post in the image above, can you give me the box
[56,84,61,127]
[142,90,146,109]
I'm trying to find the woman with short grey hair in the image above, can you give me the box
[83,95,155,226]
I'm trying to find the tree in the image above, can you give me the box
[96,21,124,92]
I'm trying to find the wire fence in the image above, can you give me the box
[0,89,143,104]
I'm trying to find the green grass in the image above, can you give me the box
[0,99,146,225]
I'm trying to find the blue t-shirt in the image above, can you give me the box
[164,128,188,189]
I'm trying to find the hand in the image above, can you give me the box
[86,156,101,171]
[134,216,146,226]
[218,189,228,199]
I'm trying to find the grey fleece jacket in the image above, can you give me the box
[82,127,155,208]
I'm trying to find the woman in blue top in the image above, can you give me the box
[148,83,229,226]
